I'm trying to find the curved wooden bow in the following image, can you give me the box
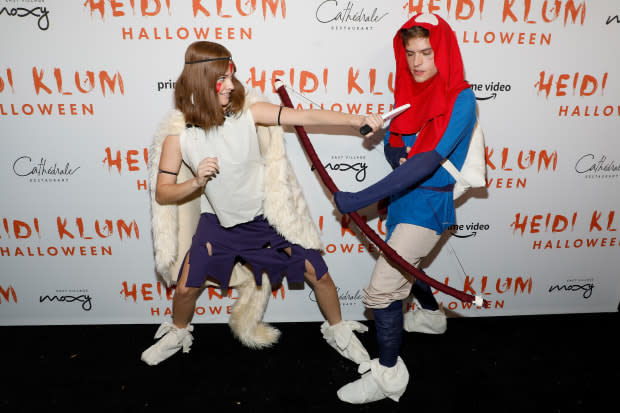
[275,81,489,308]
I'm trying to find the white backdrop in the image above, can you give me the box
[1,0,619,325]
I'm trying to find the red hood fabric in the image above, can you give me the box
[389,13,470,158]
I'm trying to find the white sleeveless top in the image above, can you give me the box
[179,110,264,228]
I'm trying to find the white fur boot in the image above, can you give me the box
[141,322,194,366]
[403,307,447,334]
[337,357,409,404]
[320,320,370,364]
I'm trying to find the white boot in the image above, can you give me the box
[403,307,447,334]
[141,322,194,366]
[321,320,370,364]
[337,357,409,404]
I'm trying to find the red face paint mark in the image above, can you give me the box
[216,62,233,93]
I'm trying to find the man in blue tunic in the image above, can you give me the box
[333,13,477,403]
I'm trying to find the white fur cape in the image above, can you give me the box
[149,89,322,285]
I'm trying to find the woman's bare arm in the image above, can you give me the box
[250,102,383,136]
[155,135,219,204]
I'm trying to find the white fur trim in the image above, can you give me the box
[149,110,195,285]
[246,89,322,250]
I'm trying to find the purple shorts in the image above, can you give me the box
[181,213,328,289]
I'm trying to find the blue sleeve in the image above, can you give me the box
[334,150,443,213]
[333,90,476,214]
[434,89,476,158]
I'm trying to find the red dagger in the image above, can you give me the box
[275,80,490,308]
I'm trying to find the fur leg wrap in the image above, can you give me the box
[141,322,194,366]
[228,268,280,349]
[320,320,370,364]
[337,357,410,404]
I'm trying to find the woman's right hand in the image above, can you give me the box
[359,113,384,137]
[195,156,219,187]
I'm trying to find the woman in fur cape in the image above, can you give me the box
[141,41,383,369]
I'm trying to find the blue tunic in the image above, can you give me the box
[385,88,476,237]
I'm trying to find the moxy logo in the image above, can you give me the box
[0,285,18,304]
[317,155,368,182]
[40,291,93,311]
[606,15,620,25]
[548,279,594,299]
[0,5,49,31]
[403,0,586,26]
[82,0,287,20]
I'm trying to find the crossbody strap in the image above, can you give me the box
[440,158,471,190]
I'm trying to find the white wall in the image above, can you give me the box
[1,0,618,325]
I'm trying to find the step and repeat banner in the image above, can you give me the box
[1,1,619,325]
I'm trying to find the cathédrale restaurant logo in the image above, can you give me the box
[315,0,389,31]
[13,155,80,183]
[574,153,620,180]
[0,0,49,31]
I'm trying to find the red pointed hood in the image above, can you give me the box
[389,13,470,157]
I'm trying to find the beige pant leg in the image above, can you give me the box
[363,224,441,309]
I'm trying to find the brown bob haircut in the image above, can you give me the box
[174,41,245,131]
[400,25,430,46]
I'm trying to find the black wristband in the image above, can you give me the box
[277,105,283,126]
